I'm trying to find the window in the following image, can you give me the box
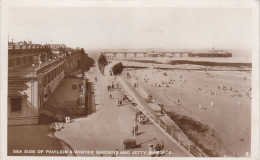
[29,56,33,63]
[43,75,46,87]
[16,58,21,65]
[50,70,53,81]
[47,73,50,84]
[8,59,13,68]
[23,57,27,64]
[10,98,22,112]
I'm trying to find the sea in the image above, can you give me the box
[135,50,252,64]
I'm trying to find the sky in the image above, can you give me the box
[8,7,252,51]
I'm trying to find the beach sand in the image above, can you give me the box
[122,66,251,157]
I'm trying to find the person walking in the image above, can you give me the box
[160,106,164,115]
[155,144,160,156]
[135,124,138,134]
[160,141,164,150]
[148,144,154,156]
[135,111,139,122]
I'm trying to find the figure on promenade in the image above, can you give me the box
[160,106,164,115]
[160,141,164,150]
[148,144,154,156]
[155,144,161,156]
[135,124,139,134]
[135,111,139,122]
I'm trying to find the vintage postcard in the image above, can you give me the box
[0,0,259,160]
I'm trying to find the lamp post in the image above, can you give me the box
[38,61,42,69]
[32,63,35,77]
[38,55,41,69]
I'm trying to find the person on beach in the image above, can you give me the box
[95,77,97,82]
[110,94,112,99]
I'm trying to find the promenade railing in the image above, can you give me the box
[116,77,207,157]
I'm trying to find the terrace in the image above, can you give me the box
[8,57,65,79]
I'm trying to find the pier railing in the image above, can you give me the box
[116,77,207,157]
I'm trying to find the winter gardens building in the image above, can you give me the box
[7,41,89,125]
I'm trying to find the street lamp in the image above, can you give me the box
[32,63,35,76]
[38,55,41,69]
[39,61,42,69]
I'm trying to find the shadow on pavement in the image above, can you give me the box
[8,124,72,156]
[136,132,145,136]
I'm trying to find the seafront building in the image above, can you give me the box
[8,41,86,125]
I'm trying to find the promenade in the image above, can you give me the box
[53,61,189,157]
[8,59,189,157]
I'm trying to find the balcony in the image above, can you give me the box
[8,57,65,79]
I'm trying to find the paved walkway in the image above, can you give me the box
[54,61,189,157]
[124,77,193,145]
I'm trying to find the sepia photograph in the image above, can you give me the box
[0,0,259,159]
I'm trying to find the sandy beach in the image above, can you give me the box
[122,64,251,157]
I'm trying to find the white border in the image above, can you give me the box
[0,0,259,160]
